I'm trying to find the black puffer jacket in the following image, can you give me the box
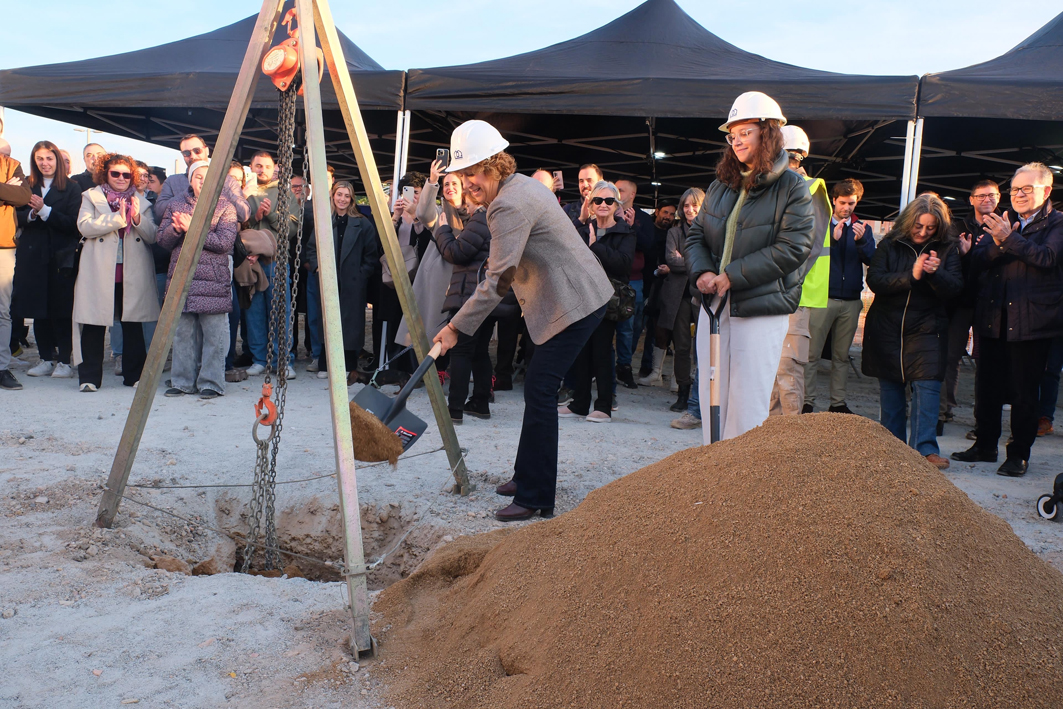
[969,201,1063,342]
[861,235,963,382]
[437,208,491,313]
[685,150,814,317]
[576,218,636,282]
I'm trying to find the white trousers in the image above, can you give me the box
[696,300,789,444]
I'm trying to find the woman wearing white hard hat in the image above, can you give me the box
[686,91,815,441]
[432,120,614,521]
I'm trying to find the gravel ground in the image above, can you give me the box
[2,339,1062,708]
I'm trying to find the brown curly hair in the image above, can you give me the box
[715,120,785,192]
[460,151,517,181]
[92,153,136,186]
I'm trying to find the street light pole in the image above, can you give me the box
[73,127,100,146]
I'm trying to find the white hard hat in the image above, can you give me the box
[781,125,810,155]
[719,91,787,133]
[446,120,510,173]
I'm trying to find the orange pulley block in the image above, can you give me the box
[261,9,324,94]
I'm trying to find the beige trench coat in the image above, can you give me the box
[72,187,159,364]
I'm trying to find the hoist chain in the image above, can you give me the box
[242,82,306,572]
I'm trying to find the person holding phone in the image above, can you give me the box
[433,120,613,521]
[378,171,429,373]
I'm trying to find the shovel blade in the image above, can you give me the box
[352,386,429,453]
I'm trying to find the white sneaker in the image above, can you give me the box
[316,370,329,380]
[285,366,296,379]
[28,360,55,377]
[246,363,266,376]
[586,410,611,423]
[306,361,320,373]
[51,362,74,378]
[79,383,98,393]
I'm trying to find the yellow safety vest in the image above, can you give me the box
[798,176,832,308]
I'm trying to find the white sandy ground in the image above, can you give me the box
[2,343,1063,708]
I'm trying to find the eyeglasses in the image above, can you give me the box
[1009,185,1049,196]
[109,170,132,180]
[726,126,759,146]
[180,147,207,158]
[787,151,806,163]
[971,193,999,201]
[591,196,618,206]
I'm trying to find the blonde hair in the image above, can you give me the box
[330,180,361,217]
[589,180,623,207]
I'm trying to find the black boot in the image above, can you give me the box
[464,397,491,420]
[670,384,690,412]
[616,364,638,390]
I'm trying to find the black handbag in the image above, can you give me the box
[606,277,636,322]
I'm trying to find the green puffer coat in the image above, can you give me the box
[685,150,815,317]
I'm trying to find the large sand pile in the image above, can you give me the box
[374,414,1063,708]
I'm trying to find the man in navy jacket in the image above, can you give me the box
[804,178,875,414]
[953,163,1063,476]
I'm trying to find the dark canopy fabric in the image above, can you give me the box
[919,10,1063,120]
[405,0,918,121]
[0,7,404,113]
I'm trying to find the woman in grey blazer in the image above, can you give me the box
[433,120,614,521]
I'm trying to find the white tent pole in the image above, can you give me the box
[906,118,925,205]
[899,119,916,212]
[391,110,405,208]
[399,109,411,178]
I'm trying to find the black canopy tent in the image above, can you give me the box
[0,4,405,181]
[851,10,1063,214]
[400,0,919,217]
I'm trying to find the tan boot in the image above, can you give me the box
[638,347,665,386]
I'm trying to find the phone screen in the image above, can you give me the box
[552,171,564,192]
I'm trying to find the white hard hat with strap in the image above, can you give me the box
[446,120,510,173]
[719,91,787,132]
[781,125,810,155]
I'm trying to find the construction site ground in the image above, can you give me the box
[3,340,1063,708]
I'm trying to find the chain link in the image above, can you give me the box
[242,82,306,572]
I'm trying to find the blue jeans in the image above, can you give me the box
[615,279,644,368]
[1038,335,1063,422]
[879,379,941,456]
[226,283,241,370]
[687,367,701,419]
[143,272,168,346]
[246,261,293,368]
[305,269,324,361]
[513,306,604,511]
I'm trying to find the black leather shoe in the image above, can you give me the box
[616,364,638,390]
[0,370,22,391]
[496,480,517,496]
[801,404,814,414]
[494,503,553,521]
[464,398,491,419]
[494,375,513,391]
[951,445,998,463]
[828,404,855,415]
[997,457,1028,477]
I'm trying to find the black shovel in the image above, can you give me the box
[700,293,728,444]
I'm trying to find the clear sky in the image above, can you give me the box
[2,0,1058,174]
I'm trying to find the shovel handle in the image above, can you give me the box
[382,342,442,426]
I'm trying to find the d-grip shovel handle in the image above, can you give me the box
[381,342,443,426]
[700,292,729,332]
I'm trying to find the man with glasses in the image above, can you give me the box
[72,143,106,192]
[953,163,1063,476]
[154,134,250,223]
[939,180,998,433]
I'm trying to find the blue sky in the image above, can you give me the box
[2,0,1058,174]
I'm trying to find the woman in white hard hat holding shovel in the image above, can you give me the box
[432,120,614,521]
[686,91,815,442]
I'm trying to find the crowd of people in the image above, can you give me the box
[0,89,1061,517]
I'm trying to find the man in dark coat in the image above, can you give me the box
[954,163,1063,476]
[71,143,105,192]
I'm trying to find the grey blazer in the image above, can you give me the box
[450,173,613,344]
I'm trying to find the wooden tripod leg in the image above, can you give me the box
[312,0,471,496]
[96,0,285,528]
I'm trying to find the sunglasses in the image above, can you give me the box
[109,170,132,180]
[591,196,618,206]
[180,147,207,158]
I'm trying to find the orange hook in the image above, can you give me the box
[254,382,278,426]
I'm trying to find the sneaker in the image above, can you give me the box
[557,387,574,406]
[199,389,221,400]
[0,370,22,390]
[113,355,123,376]
[285,365,297,380]
[828,404,855,415]
[27,360,55,377]
[671,412,702,430]
[51,362,74,378]
[306,361,320,373]
[925,453,950,470]
[246,363,266,376]
[586,410,611,423]
[558,405,582,419]
[1037,416,1054,437]
[611,396,619,412]
[79,382,98,393]
[316,370,329,379]
[164,388,187,397]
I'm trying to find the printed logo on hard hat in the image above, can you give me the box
[454,150,463,160]
[729,108,738,119]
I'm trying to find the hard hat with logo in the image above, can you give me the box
[719,91,787,133]
[446,120,510,173]
[781,125,810,155]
